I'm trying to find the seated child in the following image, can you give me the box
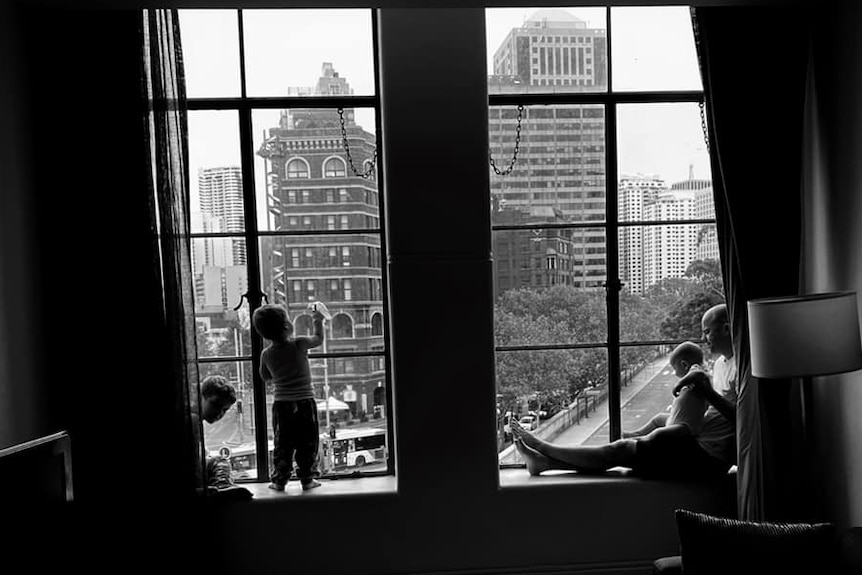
[199,375,253,500]
[622,341,708,439]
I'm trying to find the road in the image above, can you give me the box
[580,363,678,445]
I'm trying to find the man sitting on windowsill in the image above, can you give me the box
[511,304,737,480]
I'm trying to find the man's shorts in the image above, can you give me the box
[631,432,730,479]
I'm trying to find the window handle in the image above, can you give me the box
[234,291,268,311]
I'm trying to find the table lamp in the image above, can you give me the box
[748,291,862,379]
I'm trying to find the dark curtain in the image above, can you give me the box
[142,9,204,496]
[692,7,810,521]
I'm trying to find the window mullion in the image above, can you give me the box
[605,104,623,444]
[235,9,268,479]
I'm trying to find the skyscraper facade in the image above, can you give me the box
[489,10,608,290]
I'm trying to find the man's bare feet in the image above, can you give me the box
[514,439,553,476]
[510,419,543,452]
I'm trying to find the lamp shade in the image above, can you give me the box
[748,291,862,378]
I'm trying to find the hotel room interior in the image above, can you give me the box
[1,0,861,573]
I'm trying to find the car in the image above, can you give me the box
[518,415,538,430]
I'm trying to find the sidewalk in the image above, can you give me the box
[498,354,670,465]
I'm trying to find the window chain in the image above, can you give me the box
[489,104,525,176]
[337,108,377,179]
[699,99,710,154]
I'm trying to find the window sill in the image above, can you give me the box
[238,474,397,499]
[499,465,738,490]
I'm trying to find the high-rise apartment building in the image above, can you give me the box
[257,63,386,417]
[489,10,608,291]
[619,171,716,294]
[619,175,666,294]
[198,166,246,266]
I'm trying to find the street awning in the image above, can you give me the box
[316,397,350,411]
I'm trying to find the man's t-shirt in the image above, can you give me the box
[696,355,738,464]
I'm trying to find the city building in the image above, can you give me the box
[256,63,386,418]
[619,170,717,294]
[489,10,609,291]
[492,204,576,298]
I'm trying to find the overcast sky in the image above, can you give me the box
[182,6,710,219]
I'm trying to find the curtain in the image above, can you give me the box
[691,7,810,521]
[141,9,204,496]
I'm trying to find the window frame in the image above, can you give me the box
[187,8,393,480]
[488,7,716,445]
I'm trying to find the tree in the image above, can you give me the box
[657,259,726,340]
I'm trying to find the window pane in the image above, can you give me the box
[496,349,609,459]
[583,346,676,445]
[259,234,383,309]
[493,227,607,345]
[309,353,388,474]
[619,224,723,341]
[610,7,702,92]
[191,238,251,358]
[617,102,711,223]
[189,111,244,233]
[486,7,608,95]
[254,108,378,233]
[490,104,606,225]
[200,361,257,480]
[242,9,375,98]
[178,10,241,98]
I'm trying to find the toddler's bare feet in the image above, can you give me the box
[301,479,321,491]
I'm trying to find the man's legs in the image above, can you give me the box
[511,420,637,474]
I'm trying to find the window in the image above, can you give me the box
[287,158,310,179]
[182,8,391,481]
[342,246,350,265]
[332,313,354,339]
[324,156,347,177]
[487,7,721,466]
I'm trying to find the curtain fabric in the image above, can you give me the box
[141,9,204,496]
[691,7,810,521]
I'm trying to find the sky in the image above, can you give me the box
[182,6,711,218]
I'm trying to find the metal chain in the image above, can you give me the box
[489,104,525,176]
[699,100,710,154]
[337,108,378,179]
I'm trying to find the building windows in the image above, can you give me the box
[287,158,310,179]
[324,156,347,177]
[182,8,390,482]
[332,313,354,339]
[487,6,721,463]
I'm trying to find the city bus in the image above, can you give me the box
[321,427,387,470]
[209,427,387,480]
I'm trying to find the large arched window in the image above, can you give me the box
[286,157,310,179]
[294,314,314,337]
[323,156,347,178]
[371,312,384,336]
[332,313,354,339]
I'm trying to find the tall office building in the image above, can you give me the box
[489,10,609,290]
[257,63,386,417]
